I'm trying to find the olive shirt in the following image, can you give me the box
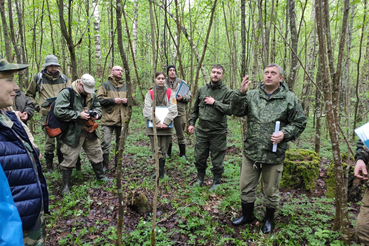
[165,77,191,116]
[26,70,70,116]
[97,74,127,126]
[231,81,307,164]
[143,86,178,136]
[53,81,102,148]
[189,82,234,134]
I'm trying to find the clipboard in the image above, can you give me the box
[175,81,190,98]
[148,106,173,128]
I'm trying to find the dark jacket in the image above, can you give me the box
[231,81,307,164]
[13,90,35,123]
[54,81,102,147]
[189,82,234,134]
[0,111,49,230]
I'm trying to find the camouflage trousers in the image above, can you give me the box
[240,156,283,209]
[149,135,171,160]
[194,131,227,174]
[23,211,45,246]
[170,115,186,145]
[356,188,369,245]
[59,131,103,169]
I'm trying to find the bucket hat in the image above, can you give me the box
[42,55,61,67]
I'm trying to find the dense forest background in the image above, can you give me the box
[1,0,369,245]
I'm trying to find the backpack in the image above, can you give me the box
[45,88,75,138]
[37,72,68,91]
[149,88,171,101]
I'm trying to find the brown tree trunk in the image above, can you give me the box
[0,0,12,61]
[286,0,298,91]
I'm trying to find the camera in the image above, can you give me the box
[86,110,97,118]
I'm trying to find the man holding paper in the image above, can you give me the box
[166,65,192,159]
[230,63,306,234]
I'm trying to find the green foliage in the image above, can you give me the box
[280,149,320,191]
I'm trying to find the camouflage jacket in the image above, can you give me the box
[97,75,127,126]
[26,70,71,116]
[165,77,191,116]
[355,139,369,164]
[189,82,234,134]
[231,81,307,164]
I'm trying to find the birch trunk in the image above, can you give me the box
[93,0,102,77]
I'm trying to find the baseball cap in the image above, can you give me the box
[80,74,96,94]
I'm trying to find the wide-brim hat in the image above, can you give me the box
[42,55,61,67]
[0,56,29,72]
[80,74,96,94]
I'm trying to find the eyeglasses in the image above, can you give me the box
[113,69,123,72]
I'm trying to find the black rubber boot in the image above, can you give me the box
[76,156,82,171]
[159,158,165,179]
[167,143,172,158]
[92,163,113,182]
[62,169,73,195]
[44,152,54,174]
[103,153,109,172]
[262,207,275,234]
[152,159,166,179]
[193,169,205,187]
[232,202,256,226]
[57,149,64,165]
[179,144,186,160]
[209,173,222,191]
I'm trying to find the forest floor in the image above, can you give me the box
[38,107,364,245]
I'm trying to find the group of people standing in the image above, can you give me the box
[1,54,368,244]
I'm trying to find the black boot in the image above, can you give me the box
[103,153,109,172]
[167,143,172,158]
[159,158,165,178]
[44,152,54,174]
[76,156,82,171]
[62,169,73,195]
[209,173,222,191]
[91,162,113,182]
[179,144,186,160]
[152,159,166,179]
[57,149,64,165]
[193,169,205,186]
[262,207,275,234]
[232,202,256,226]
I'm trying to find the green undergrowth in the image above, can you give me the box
[29,101,361,245]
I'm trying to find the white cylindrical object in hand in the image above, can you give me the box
[272,121,280,152]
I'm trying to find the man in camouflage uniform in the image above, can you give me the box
[354,139,369,245]
[54,74,112,194]
[165,65,191,159]
[26,55,70,173]
[231,63,306,234]
[97,66,128,171]
[188,64,234,191]
[13,89,35,125]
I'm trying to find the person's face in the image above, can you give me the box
[263,66,283,88]
[210,68,224,83]
[78,81,88,95]
[46,65,59,76]
[0,72,19,108]
[168,68,176,80]
[111,66,123,79]
[155,74,165,87]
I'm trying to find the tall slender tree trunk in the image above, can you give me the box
[0,0,12,61]
[93,0,102,77]
[286,0,298,91]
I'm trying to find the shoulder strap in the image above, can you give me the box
[37,72,43,90]
[166,88,171,100]
[149,89,171,101]
[66,87,75,109]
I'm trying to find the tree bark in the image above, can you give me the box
[93,0,102,77]
[286,0,298,91]
[0,0,12,61]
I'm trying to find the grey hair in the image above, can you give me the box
[265,63,283,75]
